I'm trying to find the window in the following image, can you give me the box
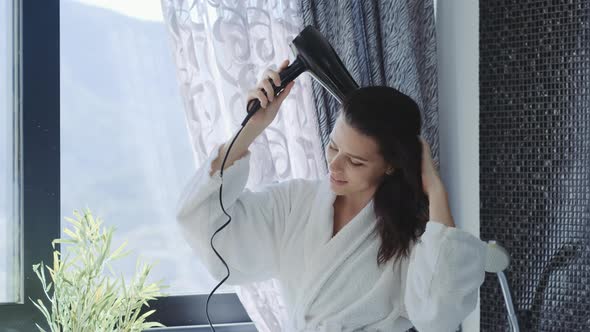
[0,1,62,329]
[0,0,21,306]
[0,1,253,330]
[59,0,230,297]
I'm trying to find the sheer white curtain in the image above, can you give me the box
[160,1,327,330]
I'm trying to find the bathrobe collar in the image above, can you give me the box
[296,175,378,326]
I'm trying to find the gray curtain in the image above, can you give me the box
[299,0,439,165]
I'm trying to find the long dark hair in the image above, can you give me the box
[340,86,429,265]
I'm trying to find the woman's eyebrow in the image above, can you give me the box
[330,138,369,162]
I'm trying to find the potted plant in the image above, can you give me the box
[32,208,167,331]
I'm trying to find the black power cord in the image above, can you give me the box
[206,81,288,331]
[205,124,245,332]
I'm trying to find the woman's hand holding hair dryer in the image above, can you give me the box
[209,59,295,176]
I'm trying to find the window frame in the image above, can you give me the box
[0,1,254,330]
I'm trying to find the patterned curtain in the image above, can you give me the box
[160,0,326,331]
[300,0,439,163]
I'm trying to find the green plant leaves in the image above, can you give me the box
[31,208,167,331]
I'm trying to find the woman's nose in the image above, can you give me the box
[328,155,344,173]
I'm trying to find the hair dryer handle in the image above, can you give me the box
[241,59,306,127]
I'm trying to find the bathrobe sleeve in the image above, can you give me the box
[176,144,304,285]
[401,221,487,332]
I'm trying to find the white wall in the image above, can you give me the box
[435,1,481,331]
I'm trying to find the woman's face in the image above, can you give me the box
[326,115,391,197]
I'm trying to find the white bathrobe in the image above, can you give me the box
[176,146,487,332]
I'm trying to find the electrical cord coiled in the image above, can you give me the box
[206,124,246,332]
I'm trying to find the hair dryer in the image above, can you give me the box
[241,25,359,126]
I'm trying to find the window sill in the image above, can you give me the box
[148,322,257,332]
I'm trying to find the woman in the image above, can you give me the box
[176,60,487,332]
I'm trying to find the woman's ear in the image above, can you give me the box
[385,166,395,175]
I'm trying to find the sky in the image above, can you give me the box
[73,0,165,22]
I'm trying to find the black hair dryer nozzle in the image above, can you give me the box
[242,25,359,127]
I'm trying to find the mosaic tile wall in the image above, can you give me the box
[479,1,590,331]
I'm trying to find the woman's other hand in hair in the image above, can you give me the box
[419,136,455,227]
[418,136,445,197]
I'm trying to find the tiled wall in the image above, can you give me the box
[479,1,590,331]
